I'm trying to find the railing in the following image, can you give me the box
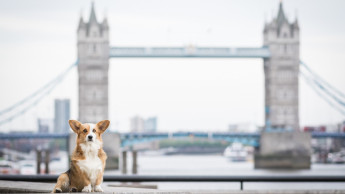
[1,175,345,190]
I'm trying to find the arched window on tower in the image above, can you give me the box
[93,44,97,53]
[93,91,96,100]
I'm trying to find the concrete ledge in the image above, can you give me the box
[190,191,345,194]
[0,180,55,193]
[108,183,158,189]
[0,180,345,194]
[0,180,159,193]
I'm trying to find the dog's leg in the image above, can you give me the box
[52,173,69,193]
[94,172,104,192]
[69,175,82,192]
[69,187,78,192]
[81,184,92,193]
[81,172,92,193]
[94,185,103,192]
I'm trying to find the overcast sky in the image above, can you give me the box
[0,0,344,132]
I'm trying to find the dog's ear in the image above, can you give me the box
[69,120,82,133]
[96,120,110,133]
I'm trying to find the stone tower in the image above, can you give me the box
[263,2,300,130]
[77,3,109,123]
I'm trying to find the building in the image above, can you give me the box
[337,121,345,133]
[130,115,144,132]
[37,118,54,133]
[228,123,258,133]
[130,116,158,132]
[263,2,300,130]
[144,117,157,132]
[54,99,70,133]
[77,3,109,123]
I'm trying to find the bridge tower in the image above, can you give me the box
[77,3,109,123]
[263,2,300,130]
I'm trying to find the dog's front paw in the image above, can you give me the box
[54,188,62,193]
[69,187,77,192]
[82,184,92,192]
[94,185,104,192]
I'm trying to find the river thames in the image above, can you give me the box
[105,154,345,190]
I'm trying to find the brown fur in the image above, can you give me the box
[53,120,110,193]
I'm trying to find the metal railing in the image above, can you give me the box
[1,175,345,190]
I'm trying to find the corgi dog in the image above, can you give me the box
[53,120,110,193]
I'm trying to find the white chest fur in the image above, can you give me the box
[77,142,103,186]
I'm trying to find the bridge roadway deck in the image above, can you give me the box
[0,180,344,194]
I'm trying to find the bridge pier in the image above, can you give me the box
[35,149,41,174]
[121,151,127,174]
[132,151,138,174]
[255,131,311,169]
[121,150,138,174]
[44,150,50,174]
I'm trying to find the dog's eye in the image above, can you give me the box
[93,129,96,133]
[83,129,87,133]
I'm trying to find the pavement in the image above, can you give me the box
[1,180,345,194]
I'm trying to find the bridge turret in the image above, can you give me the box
[292,18,300,40]
[101,17,109,39]
[263,2,300,131]
[77,17,86,40]
[77,2,109,123]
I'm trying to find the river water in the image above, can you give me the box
[105,154,345,190]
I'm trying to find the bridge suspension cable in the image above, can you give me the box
[0,77,63,125]
[300,61,345,102]
[300,71,345,116]
[0,61,78,126]
[300,61,345,116]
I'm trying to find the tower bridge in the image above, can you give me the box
[78,2,300,131]
[1,2,344,170]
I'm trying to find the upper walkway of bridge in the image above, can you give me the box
[109,46,271,58]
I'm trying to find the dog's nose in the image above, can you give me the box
[88,135,93,140]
